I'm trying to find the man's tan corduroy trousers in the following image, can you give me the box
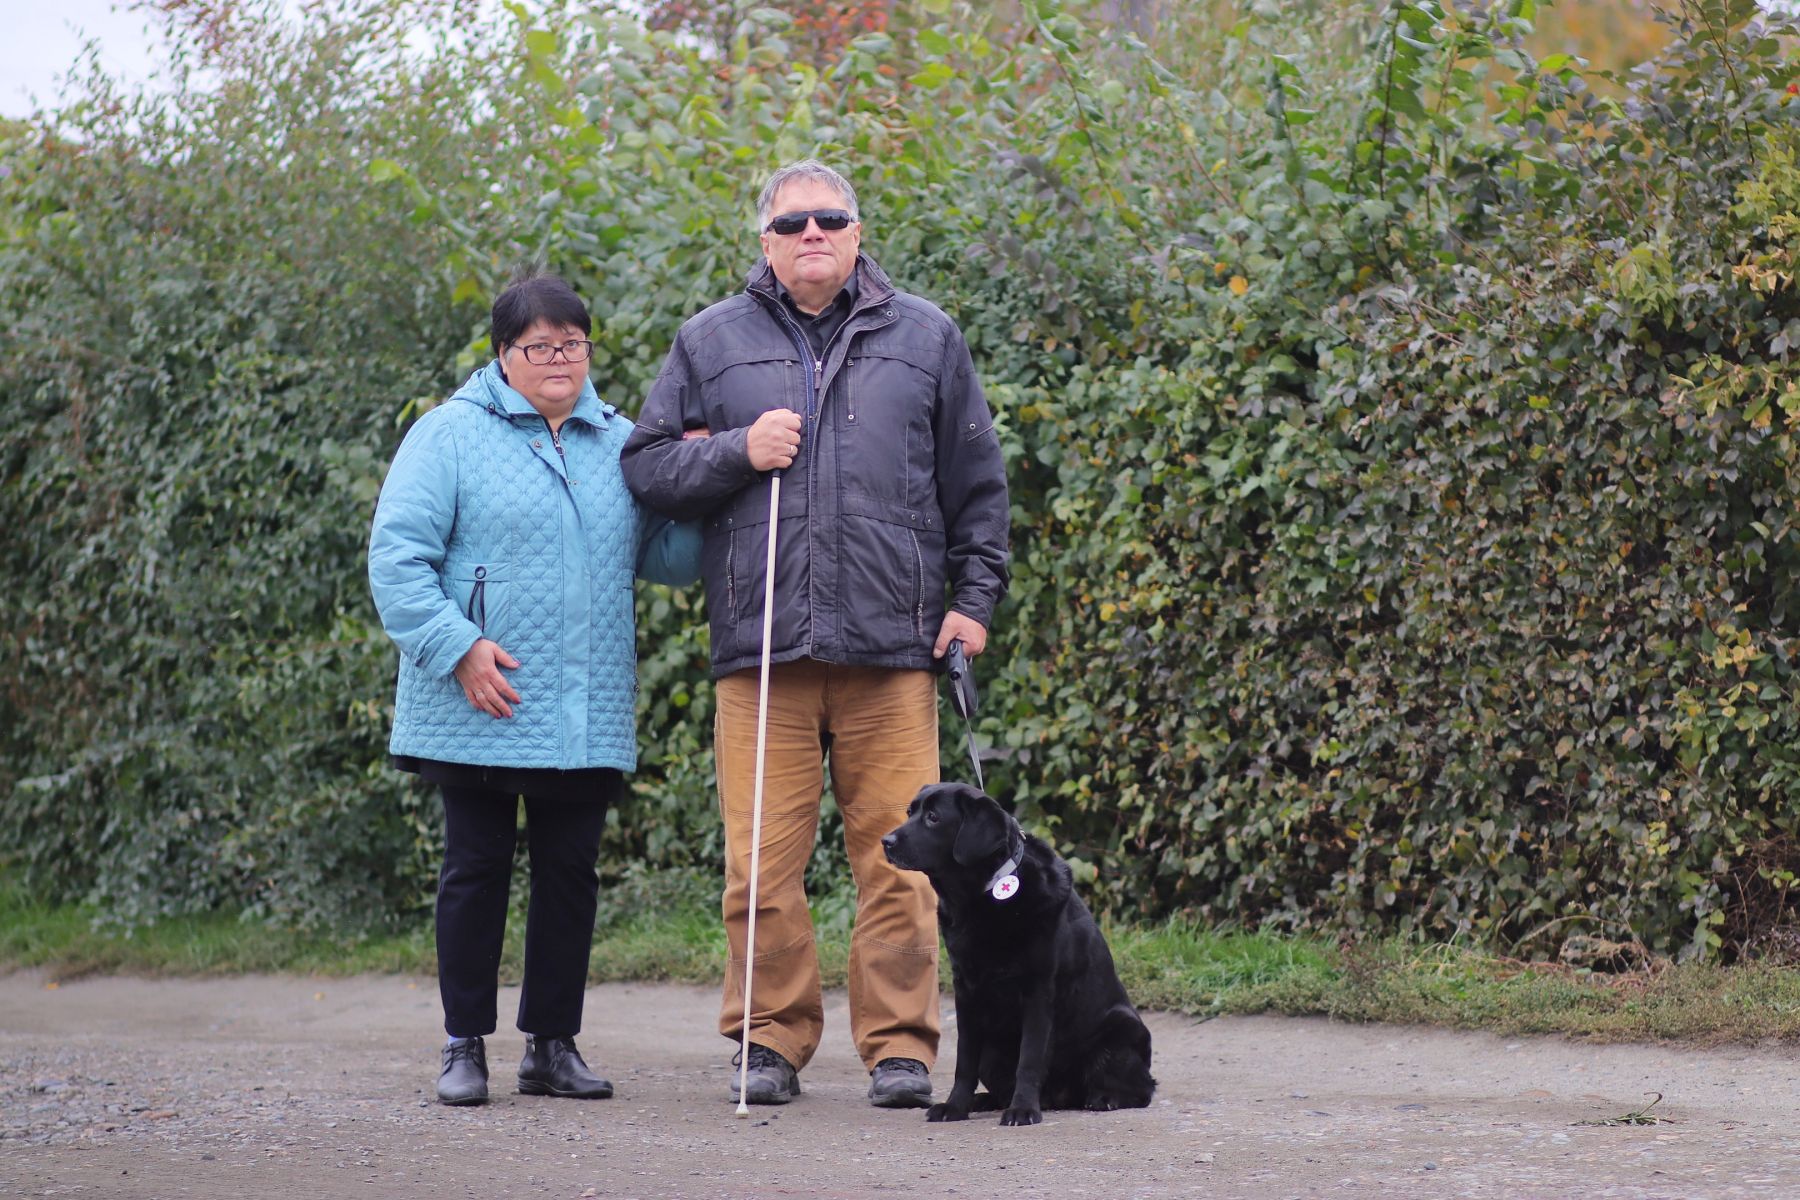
[713,660,941,1072]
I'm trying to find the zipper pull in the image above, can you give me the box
[814,359,823,385]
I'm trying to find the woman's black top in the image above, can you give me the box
[392,756,619,802]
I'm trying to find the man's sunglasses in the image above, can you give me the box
[765,208,855,236]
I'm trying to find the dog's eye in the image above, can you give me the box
[924,809,939,826]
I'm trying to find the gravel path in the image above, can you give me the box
[1,970,1796,1198]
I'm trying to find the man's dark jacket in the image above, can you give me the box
[620,253,1010,680]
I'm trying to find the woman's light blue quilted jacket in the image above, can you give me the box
[368,361,701,771]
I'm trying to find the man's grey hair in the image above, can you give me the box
[755,159,860,229]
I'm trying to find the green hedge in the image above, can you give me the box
[0,10,491,926]
[4,0,1799,960]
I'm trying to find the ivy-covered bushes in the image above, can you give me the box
[3,0,1798,959]
[971,0,1800,961]
[0,5,500,926]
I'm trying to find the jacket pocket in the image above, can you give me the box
[726,528,737,624]
[839,352,936,499]
[836,504,945,656]
[446,561,510,636]
[907,528,925,638]
[699,351,801,431]
[842,351,935,431]
[699,519,748,663]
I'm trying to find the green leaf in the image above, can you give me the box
[747,6,794,29]
[910,62,955,90]
[1398,4,1437,33]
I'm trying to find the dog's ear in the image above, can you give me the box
[951,790,1010,867]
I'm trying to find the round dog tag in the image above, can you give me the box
[991,874,1020,901]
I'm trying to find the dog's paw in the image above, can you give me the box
[925,1102,970,1123]
[999,1105,1043,1127]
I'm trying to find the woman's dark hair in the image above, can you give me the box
[490,269,592,357]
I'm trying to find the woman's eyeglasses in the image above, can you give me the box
[514,340,593,365]
[764,208,855,236]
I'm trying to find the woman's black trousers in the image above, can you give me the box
[435,776,619,1038]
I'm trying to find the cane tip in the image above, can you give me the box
[735,1101,750,1118]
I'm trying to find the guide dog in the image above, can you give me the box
[881,781,1156,1125]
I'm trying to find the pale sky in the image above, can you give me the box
[8,1,1800,122]
[0,0,549,120]
[1,0,175,119]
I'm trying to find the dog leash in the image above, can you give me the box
[945,638,983,790]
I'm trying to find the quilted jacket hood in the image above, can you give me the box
[452,358,616,428]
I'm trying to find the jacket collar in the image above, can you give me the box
[451,359,614,429]
[746,252,896,315]
[773,267,858,321]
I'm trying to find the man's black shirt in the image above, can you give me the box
[775,272,859,360]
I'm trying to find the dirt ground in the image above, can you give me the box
[1,970,1796,1199]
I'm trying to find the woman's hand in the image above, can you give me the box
[746,408,803,471]
[454,638,520,718]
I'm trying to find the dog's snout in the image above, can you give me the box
[880,831,897,851]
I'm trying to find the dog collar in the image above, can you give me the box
[985,827,1025,902]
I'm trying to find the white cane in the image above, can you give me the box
[736,467,782,1117]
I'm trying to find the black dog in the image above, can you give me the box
[881,782,1156,1126]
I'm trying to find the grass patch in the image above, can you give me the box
[1313,941,1800,1043]
[6,872,1800,1043]
[1110,918,1339,1016]
[0,882,434,978]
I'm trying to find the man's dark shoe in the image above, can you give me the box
[517,1036,614,1099]
[436,1036,488,1106]
[868,1056,932,1108]
[728,1043,801,1105]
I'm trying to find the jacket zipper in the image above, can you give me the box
[753,283,899,439]
[753,286,901,653]
[768,307,822,425]
[766,314,820,656]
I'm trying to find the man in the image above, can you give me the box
[620,159,1010,1109]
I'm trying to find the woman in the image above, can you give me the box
[368,271,700,1106]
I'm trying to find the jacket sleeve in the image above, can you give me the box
[932,321,1011,629]
[367,412,483,680]
[620,325,761,520]
[635,511,704,587]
